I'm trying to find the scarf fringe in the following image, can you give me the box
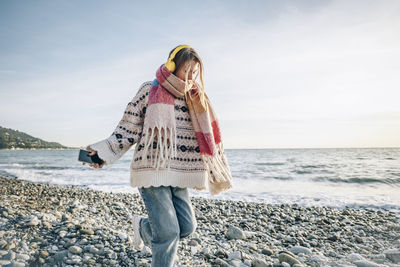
[140,127,177,170]
[203,142,232,184]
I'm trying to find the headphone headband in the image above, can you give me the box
[165,45,192,72]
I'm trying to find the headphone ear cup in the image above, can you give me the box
[165,60,176,72]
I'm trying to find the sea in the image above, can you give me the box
[0,148,399,213]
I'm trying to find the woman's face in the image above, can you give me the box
[175,60,199,81]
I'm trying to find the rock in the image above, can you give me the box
[80,229,94,235]
[16,253,30,261]
[54,250,68,263]
[243,259,252,266]
[228,251,242,260]
[216,249,228,258]
[278,252,302,266]
[290,246,311,255]
[307,234,318,240]
[190,245,200,255]
[0,250,7,257]
[4,250,16,260]
[311,253,329,265]
[118,232,128,240]
[188,239,198,246]
[328,233,340,241]
[384,249,400,263]
[0,260,11,266]
[8,262,26,267]
[68,245,82,254]
[355,236,364,243]
[252,258,269,267]
[248,243,257,251]
[353,260,380,267]
[40,250,49,258]
[262,248,273,256]
[6,242,15,250]
[89,246,100,254]
[229,259,247,267]
[347,253,365,262]
[215,258,230,267]
[26,216,40,226]
[58,230,67,238]
[226,226,245,240]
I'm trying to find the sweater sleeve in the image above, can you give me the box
[86,81,151,165]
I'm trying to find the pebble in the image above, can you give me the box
[278,252,302,266]
[383,249,400,263]
[16,253,30,261]
[54,250,68,263]
[228,250,242,260]
[215,258,230,267]
[4,251,16,261]
[25,216,40,226]
[226,226,245,240]
[290,246,312,255]
[262,248,274,256]
[80,228,94,235]
[347,253,365,262]
[40,250,49,258]
[68,245,82,254]
[353,260,381,267]
[252,258,269,267]
[118,232,128,240]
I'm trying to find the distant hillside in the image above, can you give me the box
[0,126,70,149]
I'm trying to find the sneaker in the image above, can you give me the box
[173,254,180,266]
[131,214,145,250]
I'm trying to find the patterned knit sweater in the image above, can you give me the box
[87,81,227,193]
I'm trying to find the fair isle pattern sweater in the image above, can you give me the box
[87,81,212,191]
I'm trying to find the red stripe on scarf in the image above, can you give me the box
[195,132,215,155]
[212,120,221,144]
[148,84,175,105]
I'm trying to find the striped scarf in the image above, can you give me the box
[140,63,232,191]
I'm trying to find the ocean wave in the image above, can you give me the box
[300,164,328,169]
[254,162,285,166]
[30,165,69,170]
[312,176,400,185]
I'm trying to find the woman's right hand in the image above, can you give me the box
[82,146,104,169]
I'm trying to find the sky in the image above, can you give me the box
[0,0,399,149]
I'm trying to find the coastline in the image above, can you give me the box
[0,175,399,266]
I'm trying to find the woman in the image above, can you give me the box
[83,45,233,267]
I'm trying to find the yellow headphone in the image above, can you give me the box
[165,45,192,72]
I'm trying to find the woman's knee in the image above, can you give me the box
[180,219,197,239]
[152,223,180,243]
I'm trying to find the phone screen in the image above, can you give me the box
[78,149,95,164]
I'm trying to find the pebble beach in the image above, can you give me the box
[0,175,399,267]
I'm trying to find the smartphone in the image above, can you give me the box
[78,149,104,165]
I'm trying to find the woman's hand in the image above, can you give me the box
[82,146,104,169]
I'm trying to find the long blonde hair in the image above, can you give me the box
[168,45,207,107]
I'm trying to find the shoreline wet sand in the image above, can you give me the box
[0,175,399,266]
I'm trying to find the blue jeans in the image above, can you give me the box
[138,185,197,267]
